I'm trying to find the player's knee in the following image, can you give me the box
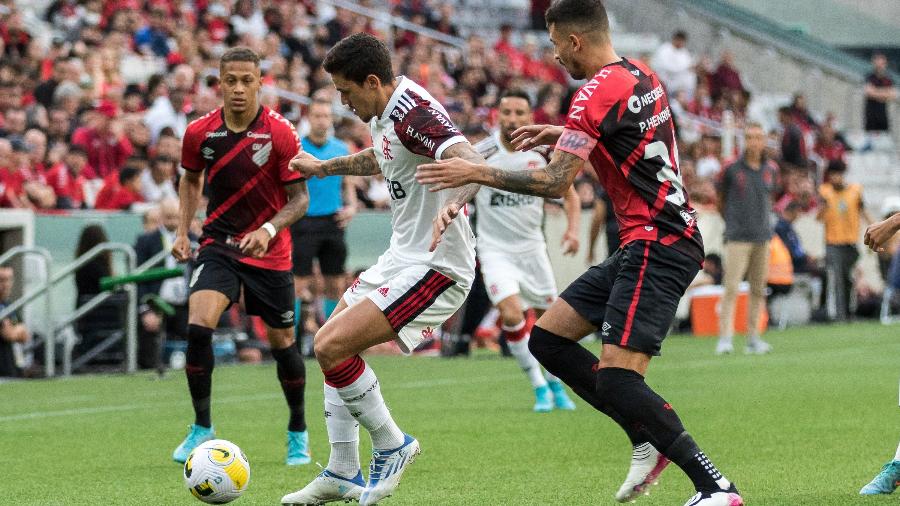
[595,367,644,406]
[312,328,341,369]
[529,325,562,362]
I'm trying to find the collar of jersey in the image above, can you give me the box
[220,105,263,134]
[378,76,408,122]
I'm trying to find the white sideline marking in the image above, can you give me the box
[0,373,519,423]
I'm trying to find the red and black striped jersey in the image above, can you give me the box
[181,106,303,271]
[555,58,704,265]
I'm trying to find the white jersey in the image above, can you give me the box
[474,131,552,254]
[369,76,476,285]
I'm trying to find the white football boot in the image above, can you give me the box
[615,443,670,502]
[281,469,365,505]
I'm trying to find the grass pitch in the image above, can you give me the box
[2,322,899,505]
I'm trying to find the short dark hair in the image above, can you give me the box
[545,0,609,34]
[119,166,141,185]
[499,89,532,108]
[323,33,393,85]
[826,159,847,174]
[673,30,687,41]
[66,145,87,156]
[220,47,260,68]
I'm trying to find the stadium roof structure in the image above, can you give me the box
[722,0,900,48]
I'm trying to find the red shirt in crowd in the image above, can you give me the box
[71,127,133,180]
[44,162,87,208]
[94,174,142,210]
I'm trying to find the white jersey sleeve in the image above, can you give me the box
[368,77,476,286]
[474,131,551,254]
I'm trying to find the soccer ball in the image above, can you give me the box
[183,439,251,504]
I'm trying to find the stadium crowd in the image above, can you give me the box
[0,0,898,375]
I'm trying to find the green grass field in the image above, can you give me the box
[2,322,899,505]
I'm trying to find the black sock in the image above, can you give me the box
[596,367,729,492]
[529,326,652,446]
[272,344,307,432]
[186,324,214,428]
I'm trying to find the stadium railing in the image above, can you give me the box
[321,0,467,49]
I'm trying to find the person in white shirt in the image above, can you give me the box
[473,89,581,413]
[282,34,487,506]
[141,155,179,203]
[651,31,696,100]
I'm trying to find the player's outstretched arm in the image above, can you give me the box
[173,169,203,262]
[417,149,583,200]
[510,124,564,151]
[239,181,309,258]
[864,212,900,252]
[428,142,484,252]
[289,148,380,178]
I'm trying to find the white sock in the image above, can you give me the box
[336,362,405,450]
[894,440,900,461]
[478,307,500,330]
[506,335,547,389]
[324,385,360,478]
[544,371,560,384]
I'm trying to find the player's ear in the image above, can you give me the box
[365,74,381,89]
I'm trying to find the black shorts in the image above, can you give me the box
[190,248,295,328]
[291,215,347,277]
[559,240,700,356]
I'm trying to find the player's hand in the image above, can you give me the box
[239,228,272,258]
[430,202,461,252]
[510,125,564,151]
[335,206,356,229]
[561,229,580,256]
[416,158,479,192]
[863,216,900,252]
[171,234,193,262]
[289,151,326,178]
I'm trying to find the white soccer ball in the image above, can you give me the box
[183,439,251,504]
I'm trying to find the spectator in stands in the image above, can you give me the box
[134,198,191,368]
[23,129,49,174]
[775,200,817,274]
[71,101,133,179]
[0,266,30,378]
[710,50,745,99]
[134,6,172,58]
[651,31,695,100]
[716,123,776,355]
[94,166,143,211]
[144,88,188,142]
[817,160,873,321]
[779,106,807,170]
[694,134,722,179]
[45,145,89,209]
[813,122,848,167]
[46,108,73,145]
[74,223,111,299]
[140,155,177,204]
[33,57,69,110]
[864,53,896,134]
[789,93,818,132]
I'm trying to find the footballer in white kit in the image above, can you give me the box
[282,34,485,506]
[343,74,476,353]
[473,90,581,413]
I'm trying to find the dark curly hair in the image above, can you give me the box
[323,33,393,85]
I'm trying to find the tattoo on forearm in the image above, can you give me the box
[482,151,581,198]
[270,182,309,230]
[442,143,484,205]
[323,148,380,176]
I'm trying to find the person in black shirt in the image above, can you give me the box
[0,266,30,377]
[864,53,896,133]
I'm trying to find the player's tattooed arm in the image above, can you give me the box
[270,180,310,230]
[290,147,380,178]
[440,142,483,207]
[417,149,583,199]
[426,142,484,252]
[238,181,309,258]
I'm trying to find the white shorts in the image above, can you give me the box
[342,260,469,353]
[479,248,557,310]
